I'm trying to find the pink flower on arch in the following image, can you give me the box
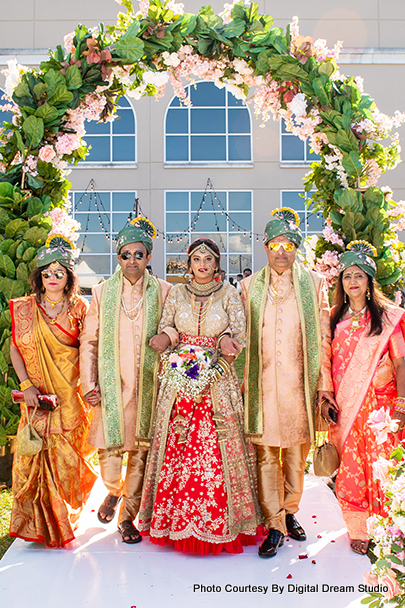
[38,145,56,163]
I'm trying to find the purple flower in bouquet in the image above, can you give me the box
[185,363,199,379]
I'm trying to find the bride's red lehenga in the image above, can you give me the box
[138,281,261,555]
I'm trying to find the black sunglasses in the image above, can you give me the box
[120,250,146,261]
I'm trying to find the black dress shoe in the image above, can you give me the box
[258,529,285,558]
[286,513,307,541]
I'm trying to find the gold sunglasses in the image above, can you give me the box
[41,269,67,280]
[267,242,295,252]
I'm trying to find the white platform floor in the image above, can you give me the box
[1,474,373,608]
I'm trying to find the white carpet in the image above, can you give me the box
[0,474,372,608]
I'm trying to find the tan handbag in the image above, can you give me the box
[17,404,43,457]
[313,405,339,477]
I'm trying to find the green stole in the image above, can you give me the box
[244,262,322,441]
[98,267,162,448]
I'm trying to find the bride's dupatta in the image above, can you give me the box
[331,305,405,458]
[9,296,96,547]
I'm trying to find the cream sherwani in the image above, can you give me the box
[241,264,333,532]
[80,272,173,524]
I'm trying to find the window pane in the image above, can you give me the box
[166,255,188,275]
[113,109,135,134]
[307,211,324,233]
[112,192,135,212]
[113,136,135,161]
[281,135,305,161]
[166,235,189,253]
[229,254,251,274]
[228,233,252,252]
[84,136,110,161]
[190,82,225,106]
[191,109,225,134]
[190,233,227,252]
[282,191,306,211]
[77,255,111,275]
[166,212,189,232]
[229,191,251,211]
[228,212,251,232]
[166,108,188,134]
[112,214,131,232]
[193,213,227,232]
[74,192,111,212]
[118,97,131,108]
[84,120,110,135]
[169,96,181,107]
[191,191,207,211]
[166,136,188,161]
[191,136,226,161]
[75,213,110,232]
[228,109,250,133]
[166,191,189,211]
[227,92,244,107]
[77,233,110,254]
[229,135,251,161]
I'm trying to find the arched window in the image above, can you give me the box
[81,96,136,163]
[165,82,252,163]
[280,118,321,164]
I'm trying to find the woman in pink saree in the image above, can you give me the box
[327,241,405,555]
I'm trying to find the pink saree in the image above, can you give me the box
[330,305,405,540]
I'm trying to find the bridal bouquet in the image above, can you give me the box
[160,345,214,399]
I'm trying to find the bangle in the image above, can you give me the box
[394,404,405,413]
[20,379,33,391]
[396,397,405,404]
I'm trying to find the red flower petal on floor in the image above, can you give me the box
[312,515,316,518]
[331,540,336,543]
[286,574,293,579]
[299,553,308,559]
[317,534,322,538]
[312,560,316,564]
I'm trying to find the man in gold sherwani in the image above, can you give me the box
[80,219,176,543]
[241,208,336,558]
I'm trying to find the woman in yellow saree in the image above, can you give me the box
[328,241,405,555]
[9,236,96,548]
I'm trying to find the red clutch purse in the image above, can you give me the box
[11,391,59,411]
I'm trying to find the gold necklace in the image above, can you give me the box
[45,293,65,309]
[40,300,65,325]
[186,278,222,297]
[267,275,293,305]
[348,305,367,332]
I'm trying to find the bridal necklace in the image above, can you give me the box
[185,278,222,298]
[121,295,143,322]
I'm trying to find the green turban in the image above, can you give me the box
[338,241,377,279]
[264,207,303,247]
[36,235,76,269]
[116,217,155,254]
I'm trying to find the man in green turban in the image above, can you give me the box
[241,208,336,558]
[80,218,177,543]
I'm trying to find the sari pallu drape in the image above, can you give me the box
[330,305,405,540]
[9,296,96,548]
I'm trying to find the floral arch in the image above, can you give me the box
[0,0,405,435]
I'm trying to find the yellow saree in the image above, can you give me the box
[9,296,97,548]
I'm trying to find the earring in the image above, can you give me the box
[366,288,370,300]
[41,285,45,293]
[214,269,220,278]
[344,293,347,304]
[64,285,69,292]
